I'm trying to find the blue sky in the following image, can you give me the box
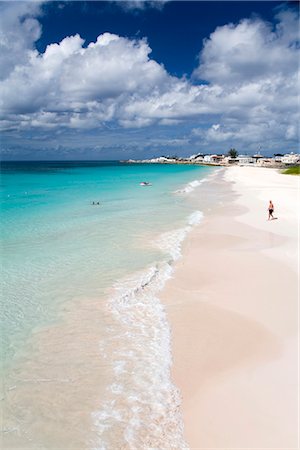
[0,1,299,160]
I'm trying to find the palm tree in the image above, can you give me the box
[228,148,238,158]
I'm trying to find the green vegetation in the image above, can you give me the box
[228,148,238,158]
[282,165,300,175]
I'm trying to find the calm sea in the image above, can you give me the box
[1,160,215,449]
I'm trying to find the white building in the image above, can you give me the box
[273,155,284,163]
[238,155,255,165]
[204,154,217,163]
[281,153,300,164]
[189,153,204,162]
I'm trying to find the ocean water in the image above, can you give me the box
[1,160,215,449]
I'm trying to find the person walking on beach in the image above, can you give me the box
[268,200,274,220]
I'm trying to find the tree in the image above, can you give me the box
[228,148,238,158]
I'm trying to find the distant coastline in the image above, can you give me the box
[123,151,300,169]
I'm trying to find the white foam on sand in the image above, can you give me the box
[153,211,203,260]
[91,211,204,449]
[174,168,223,195]
[174,178,207,194]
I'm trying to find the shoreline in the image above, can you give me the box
[160,166,298,448]
[2,165,298,448]
[1,166,212,449]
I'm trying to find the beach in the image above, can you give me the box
[1,162,298,448]
[160,166,299,449]
[1,161,211,449]
[2,0,299,447]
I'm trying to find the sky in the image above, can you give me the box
[0,1,299,160]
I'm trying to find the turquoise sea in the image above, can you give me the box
[1,161,215,449]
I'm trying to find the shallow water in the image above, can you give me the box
[1,161,215,448]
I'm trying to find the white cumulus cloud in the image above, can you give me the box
[0,3,299,155]
[193,9,299,86]
[0,1,42,80]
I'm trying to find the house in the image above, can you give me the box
[203,154,213,163]
[273,154,284,163]
[223,156,238,165]
[281,152,300,164]
[210,155,224,164]
[238,155,255,165]
[194,155,204,162]
[256,158,273,166]
[189,153,204,162]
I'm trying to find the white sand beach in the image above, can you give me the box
[160,167,299,449]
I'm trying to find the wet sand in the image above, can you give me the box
[160,167,299,449]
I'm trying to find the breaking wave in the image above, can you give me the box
[91,211,203,449]
[174,178,208,194]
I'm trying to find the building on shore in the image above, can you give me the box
[281,152,300,164]
[125,151,299,168]
[237,155,255,165]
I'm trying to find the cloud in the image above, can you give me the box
[193,9,299,86]
[0,2,42,80]
[1,30,171,129]
[114,1,169,11]
[0,3,299,156]
[190,8,299,151]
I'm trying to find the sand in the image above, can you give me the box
[160,166,299,449]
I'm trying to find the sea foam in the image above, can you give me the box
[92,211,203,449]
[153,210,203,260]
[174,177,208,194]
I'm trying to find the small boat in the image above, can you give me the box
[140,182,152,186]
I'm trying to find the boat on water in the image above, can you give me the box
[140,182,152,186]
